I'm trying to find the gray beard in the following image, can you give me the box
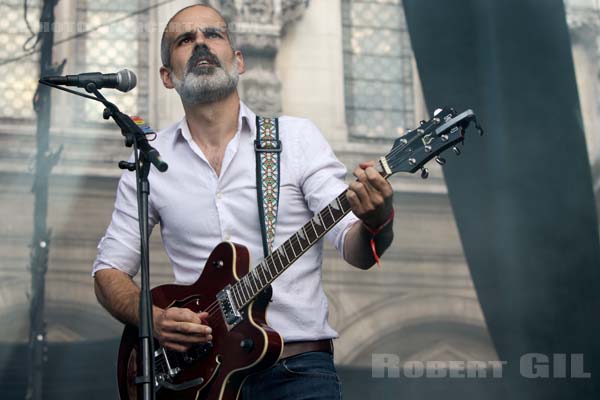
[171,58,239,105]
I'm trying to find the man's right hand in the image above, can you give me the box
[153,306,213,352]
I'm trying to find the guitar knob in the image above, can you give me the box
[240,338,254,352]
[435,157,446,165]
[452,146,461,155]
[420,168,429,179]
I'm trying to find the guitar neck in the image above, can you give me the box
[231,161,392,309]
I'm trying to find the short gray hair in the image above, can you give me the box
[160,4,237,68]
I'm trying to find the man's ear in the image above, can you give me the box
[160,66,175,89]
[235,50,246,75]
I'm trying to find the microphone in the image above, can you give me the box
[42,69,137,92]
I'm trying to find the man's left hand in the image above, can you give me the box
[347,161,394,228]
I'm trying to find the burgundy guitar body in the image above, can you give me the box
[117,242,283,400]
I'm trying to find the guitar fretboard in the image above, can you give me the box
[230,191,353,309]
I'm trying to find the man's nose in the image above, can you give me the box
[195,30,209,45]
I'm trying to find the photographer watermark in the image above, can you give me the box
[372,353,591,378]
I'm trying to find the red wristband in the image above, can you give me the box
[363,209,395,267]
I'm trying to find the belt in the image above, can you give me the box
[281,339,334,359]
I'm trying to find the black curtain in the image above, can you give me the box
[403,0,600,399]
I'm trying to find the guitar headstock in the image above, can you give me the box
[379,108,482,178]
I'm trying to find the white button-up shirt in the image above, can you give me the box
[93,102,359,341]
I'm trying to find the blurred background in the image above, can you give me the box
[0,0,599,399]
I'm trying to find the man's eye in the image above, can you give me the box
[177,35,194,46]
[205,31,223,38]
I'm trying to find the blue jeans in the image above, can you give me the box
[241,351,342,400]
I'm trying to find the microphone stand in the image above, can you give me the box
[38,79,167,400]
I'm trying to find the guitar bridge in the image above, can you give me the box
[217,285,243,330]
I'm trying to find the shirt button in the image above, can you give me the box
[216,192,223,200]
[224,233,231,241]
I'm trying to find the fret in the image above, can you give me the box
[252,268,262,289]
[340,194,351,213]
[307,220,319,242]
[251,270,261,293]
[335,196,343,211]
[289,237,299,258]
[270,253,280,274]
[266,255,279,277]
[274,248,286,270]
[329,198,340,211]
[312,214,326,235]
[242,276,252,298]
[244,275,253,296]
[262,261,273,280]
[299,228,310,248]
[252,268,261,288]
[232,285,242,308]
[297,228,306,242]
[317,212,326,227]
[337,196,349,213]
[273,253,283,274]
[241,277,251,300]
[258,264,269,285]
[321,207,337,228]
[281,243,292,264]
[234,282,245,305]
[326,205,335,224]
[277,246,289,265]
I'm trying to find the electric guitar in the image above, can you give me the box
[117,107,483,400]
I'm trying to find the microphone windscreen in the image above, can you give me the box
[116,69,137,92]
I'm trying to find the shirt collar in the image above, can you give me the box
[175,100,256,142]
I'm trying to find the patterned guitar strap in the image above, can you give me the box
[255,116,282,258]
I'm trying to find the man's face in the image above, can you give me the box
[160,6,245,104]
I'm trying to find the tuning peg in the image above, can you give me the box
[420,167,429,179]
[452,146,461,155]
[435,157,446,165]
[424,145,432,153]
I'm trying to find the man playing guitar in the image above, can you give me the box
[93,4,394,399]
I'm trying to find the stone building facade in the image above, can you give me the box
[0,0,597,374]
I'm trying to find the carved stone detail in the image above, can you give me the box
[217,0,308,114]
[239,67,282,116]
[564,1,600,47]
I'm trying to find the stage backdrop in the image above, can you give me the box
[404,0,600,398]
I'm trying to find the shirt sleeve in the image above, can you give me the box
[295,119,360,256]
[92,167,160,277]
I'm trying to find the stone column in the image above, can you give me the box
[216,0,309,116]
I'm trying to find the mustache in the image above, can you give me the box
[187,45,221,71]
